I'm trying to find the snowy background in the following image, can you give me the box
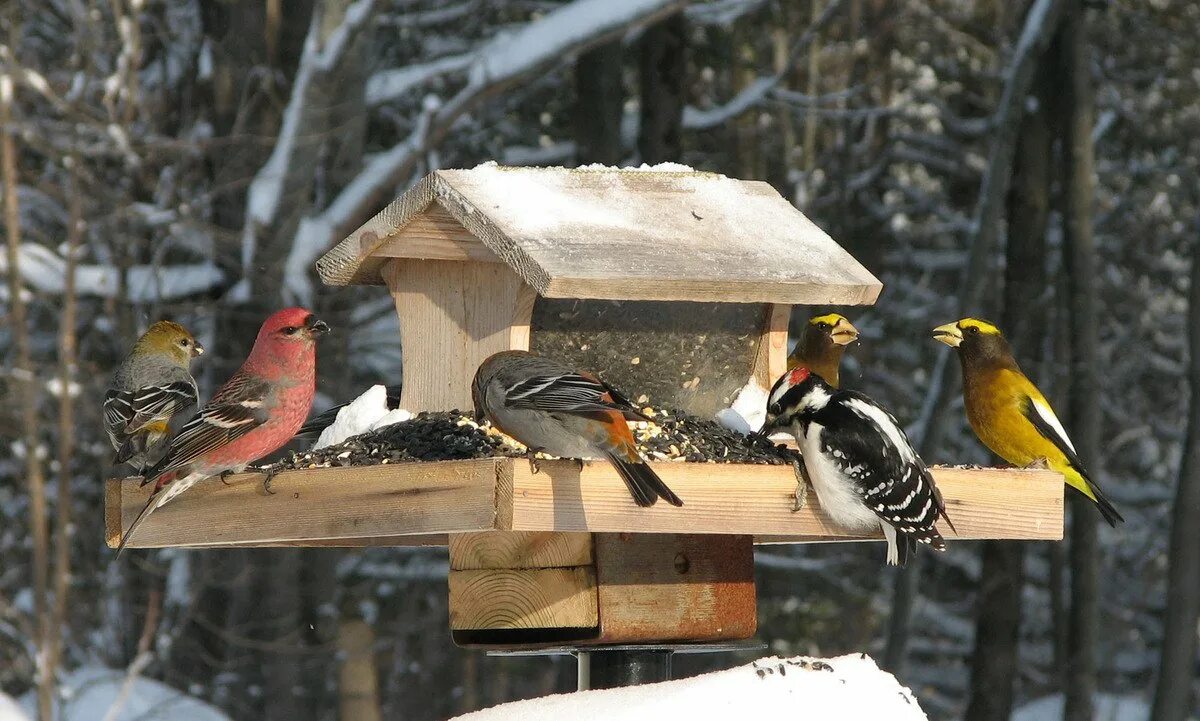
[0,1,1197,720]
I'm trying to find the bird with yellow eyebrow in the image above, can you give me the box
[787,313,859,388]
[933,318,1123,526]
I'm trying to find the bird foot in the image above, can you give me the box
[572,458,585,472]
[1024,457,1051,471]
[791,460,810,512]
[218,470,235,486]
[260,467,280,495]
[526,451,542,475]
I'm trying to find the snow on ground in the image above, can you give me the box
[20,665,232,721]
[313,384,412,450]
[0,693,29,721]
[449,654,926,721]
[1013,694,1155,721]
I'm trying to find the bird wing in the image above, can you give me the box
[121,381,199,433]
[1020,393,1085,470]
[817,394,946,535]
[504,372,646,420]
[141,375,272,482]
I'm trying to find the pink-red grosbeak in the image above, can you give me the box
[116,308,329,555]
[473,350,683,507]
[104,320,204,471]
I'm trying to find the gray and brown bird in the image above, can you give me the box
[104,321,203,471]
[787,313,859,388]
[473,350,683,507]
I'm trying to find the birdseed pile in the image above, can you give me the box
[258,408,799,473]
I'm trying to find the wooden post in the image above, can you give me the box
[383,257,535,412]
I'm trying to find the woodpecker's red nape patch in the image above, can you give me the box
[788,367,810,386]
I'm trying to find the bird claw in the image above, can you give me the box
[218,470,235,486]
[572,458,585,472]
[1025,457,1051,471]
[260,468,280,495]
[791,460,810,512]
[526,451,542,475]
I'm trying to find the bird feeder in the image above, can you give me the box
[106,165,1064,652]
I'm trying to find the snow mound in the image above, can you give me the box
[575,162,698,173]
[313,385,412,450]
[20,665,231,721]
[449,654,926,721]
[0,692,29,721]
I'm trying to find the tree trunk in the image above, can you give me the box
[1060,3,1100,720]
[637,12,686,164]
[574,41,625,165]
[339,619,382,721]
[963,19,1057,721]
[1151,224,1200,721]
[2,73,53,721]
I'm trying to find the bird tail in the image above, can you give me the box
[1068,468,1124,527]
[605,451,683,508]
[115,493,158,560]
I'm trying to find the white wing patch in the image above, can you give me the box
[1029,397,1076,454]
[844,398,917,463]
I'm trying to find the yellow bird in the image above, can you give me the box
[933,318,1123,526]
[787,313,859,388]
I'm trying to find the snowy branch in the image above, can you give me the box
[0,243,224,301]
[365,53,473,106]
[282,0,687,305]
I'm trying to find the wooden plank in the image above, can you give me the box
[373,204,501,263]
[752,302,792,390]
[104,459,1063,548]
[384,258,533,412]
[448,567,599,630]
[105,459,502,549]
[449,531,593,570]
[317,168,884,307]
[506,462,1064,541]
[595,533,756,642]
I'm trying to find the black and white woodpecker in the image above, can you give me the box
[761,367,955,566]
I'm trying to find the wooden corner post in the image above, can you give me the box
[383,258,536,412]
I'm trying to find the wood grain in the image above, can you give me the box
[449,531,593,570]
[594,533,756,642]
[105,460,1064,548]
[105,460,502,549]
[372,204,500,263]
[384,258,533,412]
[448,567,599,630]
[752,302,792,390]
[506,462,1064,541]
[317,167,884,306]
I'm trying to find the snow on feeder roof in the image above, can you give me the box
[315,162,882,305]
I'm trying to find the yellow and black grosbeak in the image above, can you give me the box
[787,313,859,388]
[933,318,1123,526]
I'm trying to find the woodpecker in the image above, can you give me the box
[761,367,954,566]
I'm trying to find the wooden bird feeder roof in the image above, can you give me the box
[315,164,882,305]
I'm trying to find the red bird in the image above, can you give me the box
[116,308,329,555]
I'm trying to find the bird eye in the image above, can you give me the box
[817,322,829,330]
[966,326,979,335]
[282,326,298,335]
[768,403,782,416]
[179,339,190,347]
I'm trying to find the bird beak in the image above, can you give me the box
[192,341,205,357]
[306,317,330,336]
[829,318,859,346]
[932,322,963,348]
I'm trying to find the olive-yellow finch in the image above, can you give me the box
[104,320,203,471]
[787,313,859,388]
[933,318,1123,526]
